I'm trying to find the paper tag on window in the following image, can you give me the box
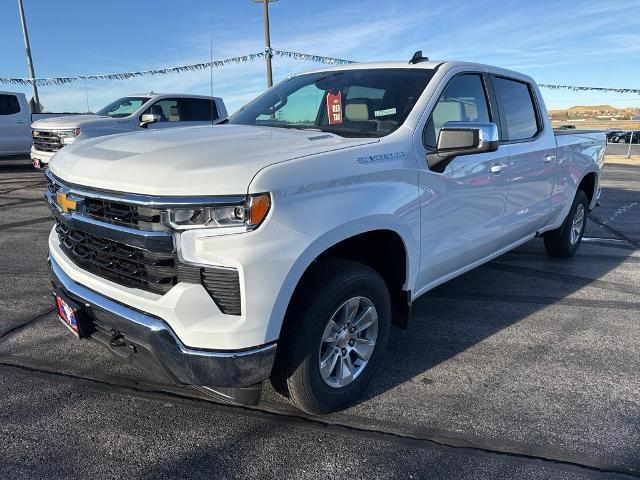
[327,91,343,125]
[374,108,396,117]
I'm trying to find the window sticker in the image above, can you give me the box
[326,90,343,125]
[374,107,397,117]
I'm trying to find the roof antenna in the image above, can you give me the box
[409,50,429,64]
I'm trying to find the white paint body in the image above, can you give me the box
[31,94,227,166]
[48,61,605,351]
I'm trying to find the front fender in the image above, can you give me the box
[264,216,417,343]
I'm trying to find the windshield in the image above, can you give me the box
[95,97,150,118]
[230,69,435,138]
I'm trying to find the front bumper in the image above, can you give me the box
[31,147,56,167]
[49,255,277,388]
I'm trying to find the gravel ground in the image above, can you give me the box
[0,157,639,479]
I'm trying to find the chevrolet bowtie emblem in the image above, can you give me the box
[56,193,77,213]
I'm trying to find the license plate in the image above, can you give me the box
[32,158,42,169]
[55,293,81,337]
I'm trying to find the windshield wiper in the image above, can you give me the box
[286,126,322,131]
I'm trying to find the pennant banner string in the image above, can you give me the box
[0,49,637,95]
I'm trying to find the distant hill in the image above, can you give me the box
[549,105,640,118]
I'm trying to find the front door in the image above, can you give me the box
[0,94,30,154]
[416,73,510,291]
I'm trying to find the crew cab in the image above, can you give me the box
[31,93,227,168]
[0,91,68,157]
[45,57,605,414]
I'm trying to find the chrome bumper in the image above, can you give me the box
[49,255,276,389]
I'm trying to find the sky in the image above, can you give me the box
[1,0,640,114]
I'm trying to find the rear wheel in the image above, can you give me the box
[544,189,588,257]
[272,259,391,415]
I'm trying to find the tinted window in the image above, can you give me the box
[494,77,539,141]
[179,98,218,121]
[143,98,218,122]
[0,94,20,115]
[423,74,490,149]
[231,69,435,138]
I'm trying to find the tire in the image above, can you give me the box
[272,259,391,415]
[543,189,589,257]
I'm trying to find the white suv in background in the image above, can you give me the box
[31,93,227,168]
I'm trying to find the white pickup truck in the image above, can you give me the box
[45,57,605,414]
[31,93,227,168]
[0,91,70,157]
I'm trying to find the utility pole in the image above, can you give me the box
[252,0,277,88]
[17,0,41,112]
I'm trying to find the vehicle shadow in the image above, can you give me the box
[0,157,40,175]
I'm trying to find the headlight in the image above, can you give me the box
[58,128,81,144]
[58,128,81,138]
[164,193,270,232]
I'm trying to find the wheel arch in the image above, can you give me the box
[266,219,418,343]
[578,171,598,209]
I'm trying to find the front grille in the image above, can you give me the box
[56,221,182,295]
[55,221,242,314]
[48,172,243,313]
[33,130,63,152]
[85,198,165,231]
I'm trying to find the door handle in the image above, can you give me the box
[489,163,507,174]
[14,120,27,124]
[543,155,556,163]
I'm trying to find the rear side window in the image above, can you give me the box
[493,77,540,141]
[178,98,218,121]
[0,94,20,115]
[423,74,491,149]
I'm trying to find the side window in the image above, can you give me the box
[0,94,20,115]
[143,98,177,122]
[423,74,490,149]
[177,98,218,121]
[493,77,539,141]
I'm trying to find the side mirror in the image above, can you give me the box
[428,121,499,172]
[140,113,161,128]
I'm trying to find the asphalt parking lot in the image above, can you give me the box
[1,156,639,479]
[605,143,640,156]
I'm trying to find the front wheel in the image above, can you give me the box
[543,189,589,257]
[272,259,391,415]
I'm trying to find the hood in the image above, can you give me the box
[49,124,378,196]
[32,114,116,129]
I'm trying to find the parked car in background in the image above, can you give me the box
[46,57,605,414]
[31,93,228,168]
[613,131,640,143]
[605,130,624,143]
[0,91,69,157]
[557,124,576,129]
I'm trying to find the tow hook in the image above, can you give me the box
[108,331,136,358]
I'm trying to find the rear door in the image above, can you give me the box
[0,93,30,154]
[416,73,511,289]
[491,76,556,243]
[144,97,219,130]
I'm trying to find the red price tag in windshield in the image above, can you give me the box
[327,91,343,125]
